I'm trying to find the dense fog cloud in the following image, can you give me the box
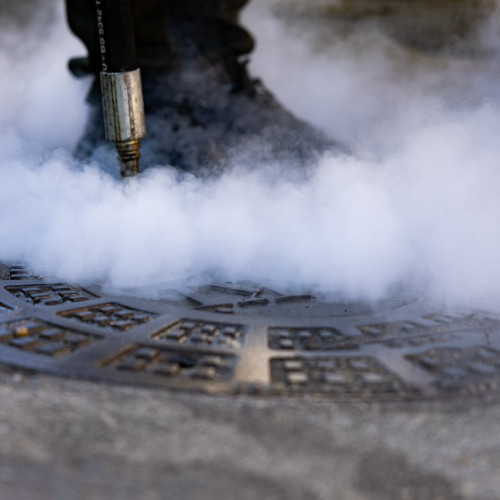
[1,0,500,306]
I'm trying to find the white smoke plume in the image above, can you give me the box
[1,0,500,306]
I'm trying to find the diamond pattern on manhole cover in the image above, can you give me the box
[152,319,245,349]
[0,318,100,357]
[100,344,237,382]
[406,346,500,394]
[0,264,42,281]
[356,320,456,349]
[356,313,499,348]
[58,303,156,330]
[268,327,357,350]
[423,311,500,330]
[270,356,418,396]
[6,283,96,306]
[184,282,415,318]
[357,320,428,338]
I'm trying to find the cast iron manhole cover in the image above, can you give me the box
[1,261,500,401]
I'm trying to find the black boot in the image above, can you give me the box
[66,0,342,174]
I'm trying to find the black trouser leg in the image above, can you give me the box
[65,0,253,75]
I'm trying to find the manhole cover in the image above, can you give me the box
[1,261,500,401]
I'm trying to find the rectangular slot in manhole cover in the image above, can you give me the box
[268,326,354,350]
[6,283,96,306]
[0,318,101,357]
[152,319,245,349]
[100,344,237,381]
[58,303,157,330]
[270,356,417,395]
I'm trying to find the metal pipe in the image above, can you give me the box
[95,0,146,178]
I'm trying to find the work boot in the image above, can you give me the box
[66,0,340,175]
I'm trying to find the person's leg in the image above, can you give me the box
[168,0,253,59]
[65,0,169,75]
[65,0,100,75]
[65,0,338,173]
[65,0,251,76]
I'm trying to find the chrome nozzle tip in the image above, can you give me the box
[116,140,141,177]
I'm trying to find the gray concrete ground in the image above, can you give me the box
[1,367,500,499]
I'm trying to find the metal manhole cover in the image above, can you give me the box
[1,261,500,401]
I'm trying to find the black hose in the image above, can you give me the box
[95,0,138,73]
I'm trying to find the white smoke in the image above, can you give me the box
[0,0,91,150]
[1,0,500,306]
